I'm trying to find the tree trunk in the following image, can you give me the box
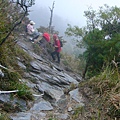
[82,53,90,79]
[49,1,55,34]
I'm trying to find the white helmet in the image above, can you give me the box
[30,21,35,25]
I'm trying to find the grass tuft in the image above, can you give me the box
[77,65,120,119]
[0,39,33,101]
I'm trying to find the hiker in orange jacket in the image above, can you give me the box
[51,34,62,64]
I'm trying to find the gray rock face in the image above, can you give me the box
[7,39,84,119]
[18,61,26,69]
[56,113,69,120]
[69,88,84,104]
[11,112,32,120]
[0,69,4,77]
[36,82,64,100]
[0,94,27,112]
[56,95,68,113]
[0,94,10,102]
[30,99,53,111]
[10,112,46,120]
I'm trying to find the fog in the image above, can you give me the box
[28,0,120,55]
[29,0,120,28]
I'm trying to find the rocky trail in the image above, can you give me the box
[0,35,87,120]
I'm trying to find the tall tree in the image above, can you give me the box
[65,5,120,78]
[48,1,55,34]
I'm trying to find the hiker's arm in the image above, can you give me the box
[54,40,60,48]
[52,43,58,47]
[31,27,35,32]
[55,45,58,47]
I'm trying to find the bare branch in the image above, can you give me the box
[0,0,34,46]
[49,1,55,33]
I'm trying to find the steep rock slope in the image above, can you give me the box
[1,35,84,120]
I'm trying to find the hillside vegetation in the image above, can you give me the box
[0,1,120,120]
[65,4,120,120]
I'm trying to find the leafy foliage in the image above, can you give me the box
[65,5,120,78]
[0,113,11,120]
[0,42,33,100]
[65,4,120,120]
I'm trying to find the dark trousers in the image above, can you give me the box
[33,34,39,40]
[28,31,39,40]
[51,51,60,63]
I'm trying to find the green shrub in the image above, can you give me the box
[0,70,33,100]
[48,118,57,120]
[0,41,33,100]
[61,53,84,74]
[72,106,84,120]
[15,45,32,63]
[0,113,11,120]
[32,43,43,55]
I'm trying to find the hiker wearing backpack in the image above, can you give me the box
[27,21,40,42]
[51,34,62,64]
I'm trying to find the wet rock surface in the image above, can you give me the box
[1,37,85,120]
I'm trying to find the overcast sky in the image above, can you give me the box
[28,0,120,54]
[29,0,120,28]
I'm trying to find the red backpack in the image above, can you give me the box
[43,33,50,42]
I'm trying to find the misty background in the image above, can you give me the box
[28,0,120,56]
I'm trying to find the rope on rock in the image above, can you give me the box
[0,90,19,94]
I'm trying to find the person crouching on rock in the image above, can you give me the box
[27,20,40,42]
[51,34,62,64]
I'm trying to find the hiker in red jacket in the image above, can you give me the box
[51,34,61,64]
